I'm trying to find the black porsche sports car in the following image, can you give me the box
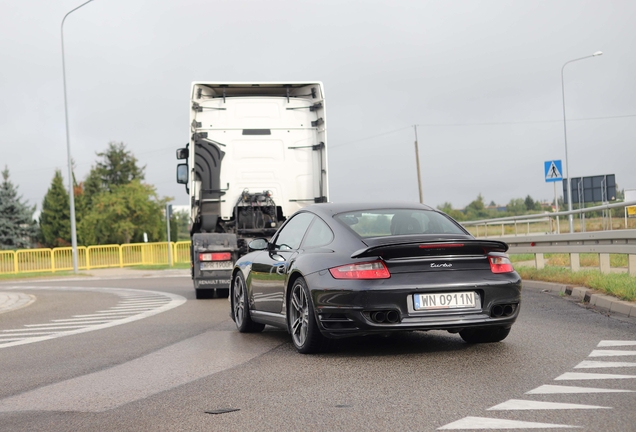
[230,202,521,353]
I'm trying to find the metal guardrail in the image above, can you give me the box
[0,241,192,275]
[504,230,636,276]
[462,200,636,237]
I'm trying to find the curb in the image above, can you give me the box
[522,280,636,319]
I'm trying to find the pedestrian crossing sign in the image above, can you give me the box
[544,160,563,183]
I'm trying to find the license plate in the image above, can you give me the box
[200,261,233,271]
[413,291,476,311]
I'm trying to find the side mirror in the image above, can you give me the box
[176,148,189,160]
[176,164,188,184]
[248,238,269,252]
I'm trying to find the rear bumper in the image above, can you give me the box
[304,270,521,338]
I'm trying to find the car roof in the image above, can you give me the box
[301,202,436,218]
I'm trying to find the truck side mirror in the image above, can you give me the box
[176,148,189,160]
[176,164,188,184]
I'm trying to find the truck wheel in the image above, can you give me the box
[232,272,265,333]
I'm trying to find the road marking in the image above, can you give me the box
[598,340,636,347]
[555,372,636,380]
[575,360,636,368]
[0,286,185,349]
[589,349,636,357]
[526,384,635,394]
[437,416,579,429]
[487,399,610,410]
[0,331,283,413]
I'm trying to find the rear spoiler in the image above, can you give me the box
[351,239,508,259]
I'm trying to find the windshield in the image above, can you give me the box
[335,209,466,238]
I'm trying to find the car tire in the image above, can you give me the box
[459,326,511,344]
[232,272,265,333]
[288,277,330,354]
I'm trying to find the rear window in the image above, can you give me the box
[335,209,465,238]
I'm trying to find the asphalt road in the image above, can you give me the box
[0,273,634,431]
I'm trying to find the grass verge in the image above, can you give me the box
[517,266,636,302]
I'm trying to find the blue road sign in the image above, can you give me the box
[544,160,563,183]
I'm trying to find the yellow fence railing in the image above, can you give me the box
[0,241,192,275]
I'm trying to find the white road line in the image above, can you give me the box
[24,322,101,327]
[598,340,636,347]
[487,399,610,411]
[589,349,636,357]
[49,320,111,325]
[4,326,87,332]
[575,360,636,369]
[526,385,634,394]
[0,286,186,349]
[72,312,137,317]
[52,317,122,323]
[437,416,579,430]
[100,307,156,311]
[119,299,167,306]
[555,372,636,380]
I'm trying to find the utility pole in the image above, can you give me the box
[413,125,423,203]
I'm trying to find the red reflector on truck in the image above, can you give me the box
[329,261,390,279]
[199,252,231,262]
[489,256,514,273]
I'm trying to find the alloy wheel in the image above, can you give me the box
[290,281,309,347]
[233,274,245,327]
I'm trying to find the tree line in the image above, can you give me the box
[0,142,188,250]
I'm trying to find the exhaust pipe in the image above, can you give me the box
[371,311,386,323]
[386,310,399,323]
[503,304,514,316]
[492,305,504,317]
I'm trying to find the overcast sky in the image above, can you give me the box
[2,0,635,213]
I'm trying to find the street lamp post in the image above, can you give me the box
[561,51,603,233]
[413,125,423,204]
[61,0,96,273]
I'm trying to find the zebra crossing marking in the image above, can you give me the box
[438,339,636,429]
[555,372,636,380]
[437,416,579,430]
[487,399,610,411]
[526,384,634,394]
[588,349,636,357]
[597,340,636,347]
[575,360,636,369]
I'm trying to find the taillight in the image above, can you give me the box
[329,261,391,279]
[489,255,514,273]
[199,252,232,262]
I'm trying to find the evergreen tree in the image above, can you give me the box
[0,167,38,249]
[524,195,536,211]
[92,142,145,191]
[39,170,71,247]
